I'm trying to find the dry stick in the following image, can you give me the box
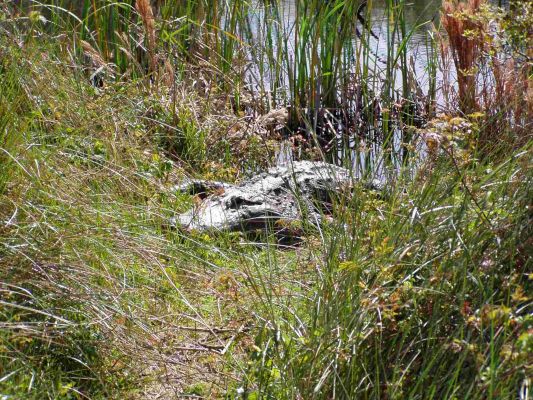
[220,323,247,355]
[168,324,247,354]
[172,325,242,334]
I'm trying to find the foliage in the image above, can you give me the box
[0,1,531,399]
[239,142,532,398]
[441,0,532,147]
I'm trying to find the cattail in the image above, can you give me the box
[135,0,157,77]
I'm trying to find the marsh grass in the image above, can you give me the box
[0,40,261,398]
[240,0,431,165]
[0,53,24,195]
[239,144,532,398]
[1,1,531,399]
[18,0,437,165]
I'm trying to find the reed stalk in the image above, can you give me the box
[135,0,157,77]
[441,0,484,115]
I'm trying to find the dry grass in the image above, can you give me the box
[0,40,261,399]
[441,0,484,114]
[441,0,532,147]
[135,0,158,77]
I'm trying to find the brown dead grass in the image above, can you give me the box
[441,0,484,115]
[135,0,157,76]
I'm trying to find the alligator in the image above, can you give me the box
[171,161,383,236]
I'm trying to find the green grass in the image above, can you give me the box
[0,44,28,195]
[0,1,531,399]
[239,144,532,398]
[16,0,436,164]
[0,40,254,398]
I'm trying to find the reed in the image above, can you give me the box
[441,0,484,115]
[1,2,531,398]
[19,0,436,166]
[238,0,432,166]
[135,0,157,76]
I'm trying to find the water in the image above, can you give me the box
[250,0,443,175]
[280,0,442,81]
[244,0,442,94]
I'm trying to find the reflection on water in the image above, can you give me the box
[21,0,509,175]
[278,0,441,71]
[366,0,441,79]
[250,0,444,177]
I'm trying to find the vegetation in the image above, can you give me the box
[0,0,531,399]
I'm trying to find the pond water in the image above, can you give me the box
[246,0,508,106]
[18,0,509,174]
[278,0,442,84]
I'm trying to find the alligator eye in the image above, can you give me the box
[228,197,262,209]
